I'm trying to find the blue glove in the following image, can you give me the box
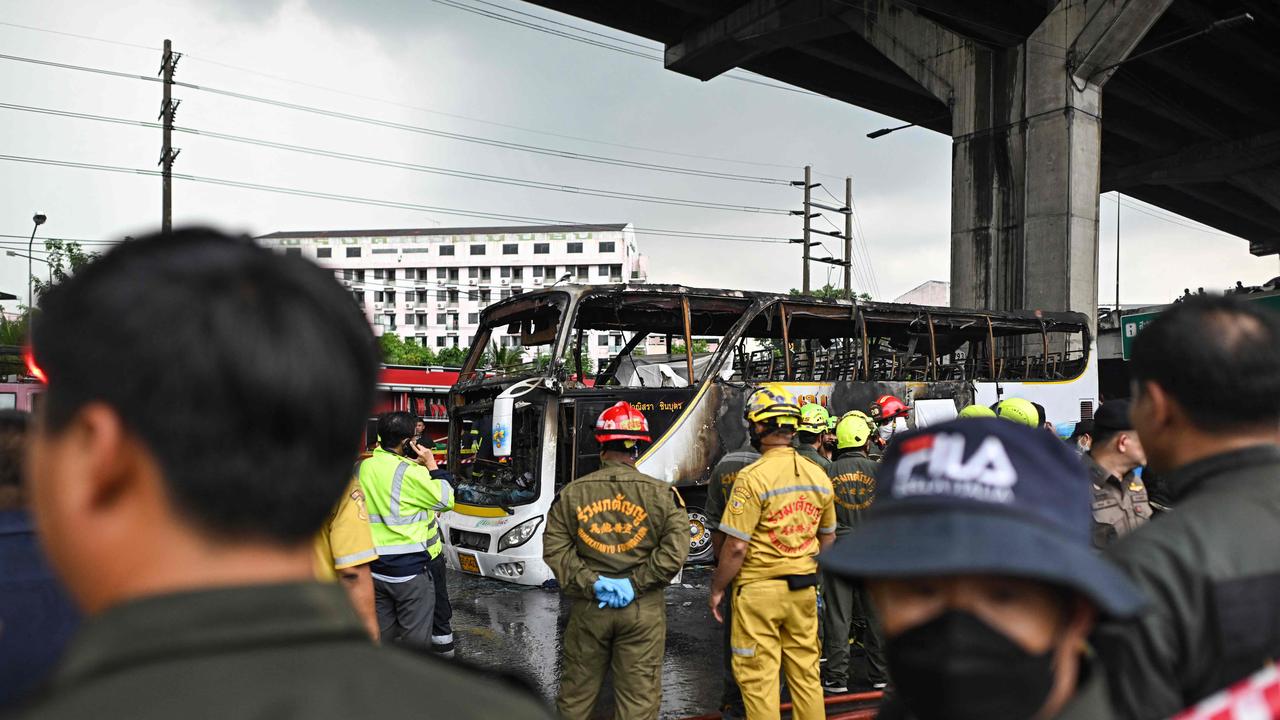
[593,576,635,609]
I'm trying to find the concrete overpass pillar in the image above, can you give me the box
[843,0,1171,331]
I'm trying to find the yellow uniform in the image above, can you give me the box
[719,446,836,720]
[313,479,378,581]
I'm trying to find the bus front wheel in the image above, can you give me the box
[686,506,715,565]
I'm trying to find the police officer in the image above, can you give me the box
[358,411,455,650]
[796,403,833,472]
[821,419,1147,720]
[705,437,763,720]
[821,412,887,694]
[1084,400,1151,549]
[709,385,837,720]
[544,401,689,720]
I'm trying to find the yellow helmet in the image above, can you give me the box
[745,384,802,428]
[995,398,1039,428]
[835,412,873,450]
[798,403,832,434]
[958,404,997,419]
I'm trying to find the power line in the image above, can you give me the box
[820,183,880,297]
[0,153,794,245]
[0,19,811,173]
[0,102,792,215]
[0,51,794,186]
[1103,193,1236,237]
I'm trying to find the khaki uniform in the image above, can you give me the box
[543,459,689,720]
[1084,454,1151,550]
[822,451,887,689]
[313,479,377,581]
[719,446,836,720]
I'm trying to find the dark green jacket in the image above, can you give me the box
[795,443,832,474]
[704,446,761,532]
[544,459,689,600]
[827,450,878,535]
[18,583,552,720]
[1094,445,1280,720]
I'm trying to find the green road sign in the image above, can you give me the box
[1121,291,1280,360]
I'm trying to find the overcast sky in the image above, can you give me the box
[1,0,1276,317]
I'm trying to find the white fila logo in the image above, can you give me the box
[894,434,1018,502]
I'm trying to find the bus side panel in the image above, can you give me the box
[973,348,1100,424]
[634,383,725,486]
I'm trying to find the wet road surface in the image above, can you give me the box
[446,565,722,720]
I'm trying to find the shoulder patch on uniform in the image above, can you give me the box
[729,485,750,515]
[670,486,686,508]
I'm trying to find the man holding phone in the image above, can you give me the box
[358,411,455,651]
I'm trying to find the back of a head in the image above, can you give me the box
[378,411,418,452]
[32,228,378,543]
[1131,294,1280,432]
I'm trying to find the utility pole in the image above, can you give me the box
[802,165,812,293]
[844,177,853,299]
[159,39,182,234]
[1115,194,1121,311]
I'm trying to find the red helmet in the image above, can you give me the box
[869,395,909,423]
[595,401,651,443]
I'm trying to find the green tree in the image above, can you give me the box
[378,333,438,366]
[669,339,710,355]
[481,341,524,372]
[788,285,872,302]
[0,314,26,376]
[31,240,98,300]
[436,346,468,367]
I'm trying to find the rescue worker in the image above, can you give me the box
[1070,420,1094,454]
[995,397,1040,428]
[709,384,837,720]
[821,418,1146,720]
[869,395,910,452]
[796,403,833,472]
[958,404,996,419]
[1094,296,1280,719]
[358,411,455,650]
[314,476,379,640]
[820,412,887,694]
[543,401,689,720]
[1083,400,1151,549]
[704,432,763,720]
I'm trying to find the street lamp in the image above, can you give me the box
[7,250,50,283]
[27,213,46,341]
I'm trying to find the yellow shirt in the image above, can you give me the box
[313,479,378,581]
[718,446,837,583]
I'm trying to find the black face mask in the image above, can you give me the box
[885,610,1056,720]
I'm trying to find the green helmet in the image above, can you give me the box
[958,404,997,419]
[798,403,831,434]
[835,412,873,450]
[995,398,1039,428]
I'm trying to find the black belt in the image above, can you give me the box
[777,573,819,591]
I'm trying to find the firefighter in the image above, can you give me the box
[796,403,834,472]
[821,412,887,694]
[995,397,1040,428]
[543,401,689,720]
[958,404,996,419]
[709,384,837,720]
[869,395,910,452]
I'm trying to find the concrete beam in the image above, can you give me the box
[1105,129,1280,188]
[1069,0,1175,86]
[664,0,850,81]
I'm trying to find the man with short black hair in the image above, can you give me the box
[1094,295,1280,719]
[1085,400,1151,549]
[21,228,550,719]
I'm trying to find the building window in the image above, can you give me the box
[353,291,365,304]
[480,268,491,281]
[599,241,615,253]
[284,247,302,257]
[373,269,384,279]
[437,290,447,301]
[346,247,361,258]
[479,289,491,303]
[468,313,479,324]
[468,267,478,278]
[532,266,543,278]
[611,264,623,280]
[503,243,519,255]
[439,245,455,256]
[316,247,332,258]
[446,268,458,282]
[576,265,589,280]
[465,290,477,302]
[386,291,396,304]
[598,264,610,276]
[470,244,486,255]
[512,267,523,281]
[545,266,558,280]
[599,335,609,347]
[500,289,512,300]
[437,268,448,279]
[436,313,447,324]
[567,242,583,254]
[437,336,446,347]
[500,266,511,279]
[534,242,550,254]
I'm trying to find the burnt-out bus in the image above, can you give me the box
[439,285,1095,585]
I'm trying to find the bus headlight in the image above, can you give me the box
[497,516,543,552]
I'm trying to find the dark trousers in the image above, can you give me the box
[427,553,454,652]
[820,570,887,687]
[558,592,666,720]
[374,572,436,649]
[719,592,745,716]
